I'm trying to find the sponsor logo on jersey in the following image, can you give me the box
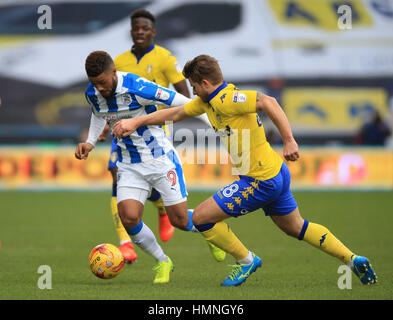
[103,114,117,121]
[232,92,247,103]
[155,88,170,101]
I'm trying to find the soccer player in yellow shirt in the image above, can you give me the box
[105,9,191,263]
[112,55,377,286]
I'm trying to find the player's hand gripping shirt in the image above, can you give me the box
[184,82,283,180]
[85,71,186,164]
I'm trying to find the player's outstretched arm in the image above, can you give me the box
[256,93,299,161]
[112,105,190,138]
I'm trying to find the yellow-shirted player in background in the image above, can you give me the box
[112,55,377,286]
[103,9,191,263]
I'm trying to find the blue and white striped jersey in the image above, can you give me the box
[85,71,183,164]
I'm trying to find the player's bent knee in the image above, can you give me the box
[117,202,141,228]
[165,202,189,230]
[191,207,208,226]
[168,214,188,230]
[282,226,299,238]
[191,208,201,226]
[272,212,304,238]
[285,220,304,238]
[119,213,140,229]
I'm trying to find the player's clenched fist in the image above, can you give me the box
[75,142,94,160]
[283,138,299,162]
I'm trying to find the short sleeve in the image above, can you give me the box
[184,97,206,117]
[163,53,185,85]
[131,76,176,106]
[216,90,257,116]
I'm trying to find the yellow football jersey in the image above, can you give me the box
[114,44,184,136]
[114,44,184,89]
[184,83,283,180]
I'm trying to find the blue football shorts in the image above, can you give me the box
[107,138,118,170]
[213,162,298,217]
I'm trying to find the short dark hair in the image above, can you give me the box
[85,51,114,77]
[183,55,223,85]
[130,9,155,25]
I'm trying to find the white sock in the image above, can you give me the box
[237,251,253,265]
[131,222,168,263]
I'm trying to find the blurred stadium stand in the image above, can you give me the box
[0,0,392,147]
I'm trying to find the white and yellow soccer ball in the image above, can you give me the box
[88,243,124,279]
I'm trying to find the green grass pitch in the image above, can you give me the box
[0,191,392,300]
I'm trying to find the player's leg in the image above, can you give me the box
[117,187,173,284]
[268,162,377,284]
[148,124,175,242]
[152,149,226,262]
[271,207,356,263]
[270,208,376,284]
[192,197,262,286]
[117,162,173,283]
[107,142,137,263]
[147,188,175,242]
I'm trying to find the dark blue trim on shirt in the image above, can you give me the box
[207,82,227,103]
[131,43,155,64]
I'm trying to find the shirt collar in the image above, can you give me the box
[207,82,227,103]
[131,43,155,63]
[114,71,123,94]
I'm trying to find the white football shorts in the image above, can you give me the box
[116,149,188,206]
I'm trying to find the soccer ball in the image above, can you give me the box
[88,243,124,279]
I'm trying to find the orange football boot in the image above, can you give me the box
[119,241,138,264]
[158,214,175,242]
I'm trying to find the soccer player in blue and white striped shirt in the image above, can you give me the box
[75,51,224,284]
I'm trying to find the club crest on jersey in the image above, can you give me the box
[155,88,170,101]
[232,92,247,103]
[123,93,132,104]
[147,65,152,73]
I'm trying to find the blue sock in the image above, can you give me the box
[112,182,117,197]
[194,223,215,232]
[126,220,144,236]
[183,209,200,232]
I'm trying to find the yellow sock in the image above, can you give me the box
[301,220,354,264]
[110,197,131,243]
[201,221,249,261]
[152,197,166,216]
